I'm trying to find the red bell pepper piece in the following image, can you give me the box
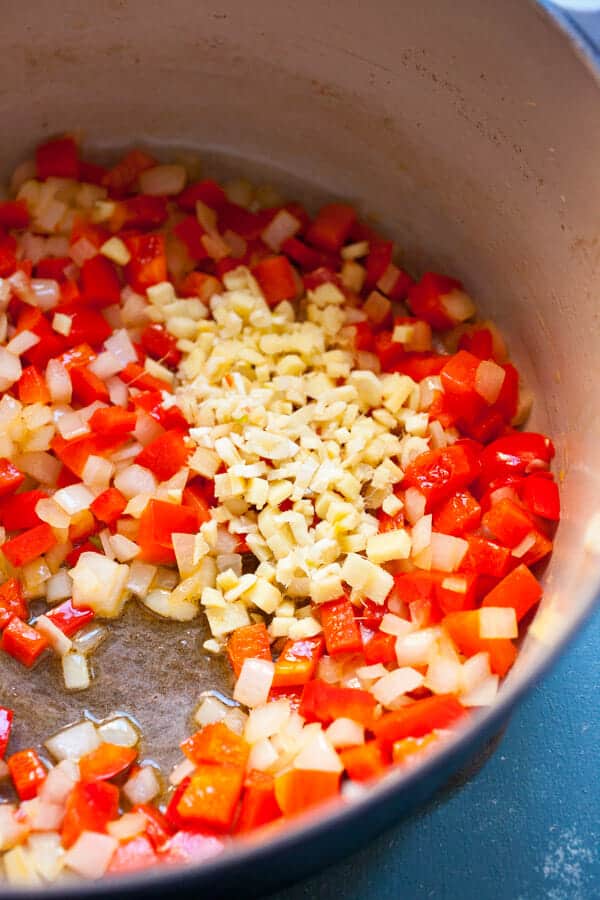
[274,769,340,817]
[319,597,362,656]
[108,835,158,874]
[56,306,113,348]
[88,406,137,438]
[373,694,466,745]
[392,732,441,766]
[176,763,244,831]
[46,599,95,637]
[0,578,28,630]
[391,352,448,382]
[458,327,494,360]
[362,630,396,665]
[61,780,120,848]
[352,321,376,353]
[36,256,72,281]
[0,232,17,277]
[90,487,128,525]
[2,522,57,568]
[137,499,200,565]
[181,723,249,769]
[478,432,555,488]
[252,256,298,305]
[102,148,156,196]
[364,240,393,291]
[217,202,265,240]
[120,194,169,230]
[407,272,464,330]
[136,430,191,481]
[521,475,560,521]
[235,770,282,833]
[0,707,13,758]
[443,610,517,676]
[0,488,48,531]
[403,442,481,511]
[0,459,25,498]
[55,342,97,371]
[481,564,542,622]
[177,179,227,213]
[178,271,222,302]
[432,490,482,536]
[133,803,173,850]
[227,623,272,678]
[124,233,167,292]
[481,497,534,548]
[272,635,325,688]
[79,160,108,185]
[52,432,125,478]
[374,330,405,371]
[70,365,111,405]
[306,203,356,253]
[7,748,47,800]
[119,361,173,393]
[280,236,323,271]
[299,680,377,728]
[0,200,30,230]
[182,479,214,524]
[174,215,209,261]
[79,255,121,307]
[140,324,182,369]
[340,741,388,782]
[1,617,48,667]
[79,743,137,783]
[36,136,79,180]
[460,535,511,579]
[17,365,51,405]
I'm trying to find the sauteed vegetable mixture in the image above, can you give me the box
[0,136,558,883]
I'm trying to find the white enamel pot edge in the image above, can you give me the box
[0,0,599,895]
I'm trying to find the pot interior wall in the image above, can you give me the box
[0,0,598,793]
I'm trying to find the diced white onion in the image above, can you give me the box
[72,624,107,655]
[372,667,424,707]
[233,658,275,708]
[6,329,39,356]
[404,487,426,525]
[460,652,491,693]
[356,663,388,681]
[461,674,500,707]
[261,209,301,252]
[30,279,60,311]
[395,628,439,667]
[411,514,432,555]
[424,654,463,694]
[244,700,291,744]
[62,652,91,690]
[475,359,506,404]
[139,164,187,196]
[194,695,229,727]
[97,717,139,748]
[38,761,79,806]
[106,375,129,406]
[326,718,365,749]
[0,346,22,391]
[34,615,72,656]
[64,831,118,880]
[247,738,278,772]
[479,607,518,639]
[45,721,100,761]
[109,533,140,563]
[114,464,158,499]
[380,613,414,637]
[293,729,343,772]
[430,532,469,572]
[70,237,98,266]
[89,350,123,380]
[35,498,71,529]
[126,560,157,598]
[54,484,95,516]
[104,328,138,366]
[123,766,161,805]
[107,812,147,841]
[26,832,65,883]
[168,757,196,787]
[81,454,114,488]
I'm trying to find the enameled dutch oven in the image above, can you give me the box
[1,0,599,896]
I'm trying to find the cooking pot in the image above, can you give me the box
[1,0,599,896]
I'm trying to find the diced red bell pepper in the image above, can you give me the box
[521,475,560,521]
[119,361,173,393]
[392,732,441,766]
[364,240,393,291]
[274,769,340,817]
[340,741,388,782]
[0,200,30,230]
[252,256,298,305]
[362,630,396,665]
[124,233,167,292]
[299,680,377,728]
[374,330,405,371]
[79,255,121,307]
[90,487,128,526]
[481,564,542,622]
[36,136,79,180]
[302,266,344,291]
[66,540,99,567]
[0,707,13,758]
[133,803,173,850]
[178,271,222,302]
[140,324,182,369]
[36,256,72,281]
[61,780,120,848]
[177,179,227,213]
[89,407,137,438]
[52,432,126,478]
[17,365,51,405]
[460,535,511,579]
[319,598,362,656]
[136,430,191,482]
[55,342,97,371]
[119,194,169,230]
[407,272,464,330]
[373,695,466,746]
[306,203,356,253]
[55,305,113,349]
[272,635,325,688]
[443,610,517,676]
[0,232,17,277]
[235,770,282,833]
[79,160,108,185]
[46,600,95,637]
[403,442,481,511]
[182,479,214,524]
[440,349,480,403]
[280,236,323,271]
[174,215,209,261]
[392,352,448,382]
[79,743,137,783]
[432,490,482,536]
[102,148,156,196]
[70,365,111,405]
[352,321,376,353]
[459,327,494,360]
[227,623,272,678]
[181,723,249,769]
[176,763,244,831]
[137,499,200,565]
[7,748,47,800]
[0,578,28,630]
[1,617,48,667]
[482,497,534,548]
[217,202,265,241]
[2,522,57,568]
[0,459,25,499]
[108,835,158,874]
[478,432,555,488]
